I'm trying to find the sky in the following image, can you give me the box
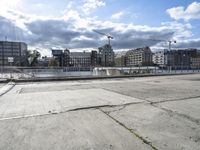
[0,0,200,56]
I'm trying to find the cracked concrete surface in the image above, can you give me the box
[154,97,200,122]
[0,82,15,96]
[0,74,200,150]
[0,109,152,150]
[0,88,143,119]
[101,103,200,150]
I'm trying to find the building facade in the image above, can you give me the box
[52,49,64,67]
[66,51,93,67]
[166,49,197,69]
[98,44,115,67]
[125,47,153,67]
[52,49,98,67]
[190,50,200,69]
[153,49,168,66]
[190,57,200,69]
[38,56,52,67]
[91,51,98,66]
[0,41,27,66]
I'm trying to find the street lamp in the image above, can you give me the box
[168,40,177,51]
[168,40,177,72]
[182,54,186,72]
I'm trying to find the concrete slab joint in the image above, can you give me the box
[0,82,15,96]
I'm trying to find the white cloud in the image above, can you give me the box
[0,0,199,56]
[0,0,21,8]
[167,2,200,21]
[0,0,21,16]
[1,8,196,51]
[166,38,200,49]
[111,11,124,20]
[66,1,73,9]
[82,0,105,15]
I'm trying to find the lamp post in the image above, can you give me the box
[168,40,177,51]
[182,54,186,73]
[168,40,177,73]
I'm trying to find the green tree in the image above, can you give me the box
[27,50,41,66]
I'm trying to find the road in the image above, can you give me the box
[0,74,200,150]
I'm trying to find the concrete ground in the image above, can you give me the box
[0,74,200,150]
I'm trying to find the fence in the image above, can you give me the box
[0,66,200,80]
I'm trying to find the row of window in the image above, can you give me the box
[0,49,21,51]
[70,60,91,63]
[127,59,142,61]
[0,55,20,58]
[0,52,21,54]
[0,46,21,48]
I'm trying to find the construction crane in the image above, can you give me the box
[93,30,114,46]
[151,39,177,51]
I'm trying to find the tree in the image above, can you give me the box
[115,55,126,67]
[27,50,41,66]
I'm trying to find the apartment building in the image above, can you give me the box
[125,47,153,66]
[153,49,168,66]
[166,49,197,68]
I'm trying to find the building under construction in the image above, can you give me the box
[98,44,115,67]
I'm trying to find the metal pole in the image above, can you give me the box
[168,41,171,51]
[168,41,171,74]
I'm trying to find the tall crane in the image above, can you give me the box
[151,39,177,51]
[93,30,114,46]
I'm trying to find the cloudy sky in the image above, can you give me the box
[0,0,200,56]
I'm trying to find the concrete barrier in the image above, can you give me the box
[4,72,198,83]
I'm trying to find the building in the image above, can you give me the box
[190,50,200,69]
[91,50,98,66]
[0,41,27,66]
[125,47,153,67]
[98,44,115,67]
[153,49,168,66]
[52,49,98,67]
[66,51,95,67]
[63,49,70,66]
[166,49,197,69]
[38,56,52,67]
[190,57,200,69]
[52,49,64,67]
[52,44,114,67]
